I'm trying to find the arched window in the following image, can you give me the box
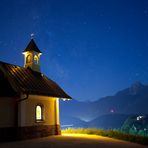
[36,105,43,121]
[34,55,39,64]
[26,55,31,63]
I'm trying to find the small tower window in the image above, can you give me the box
[34,55,39,64]
[36,105,43,121]
[26,55,31,63]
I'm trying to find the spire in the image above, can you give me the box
[23,39,42,53]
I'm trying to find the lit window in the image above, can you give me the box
[26,55,31,63]
[34,55,38,64]
[36,105,43,121]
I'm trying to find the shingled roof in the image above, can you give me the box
[0,61,71,99]
[23,39,42,53]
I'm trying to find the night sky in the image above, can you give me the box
[0,0,148,101]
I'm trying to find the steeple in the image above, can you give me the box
[22,39,42,72]
[23,39,42,53]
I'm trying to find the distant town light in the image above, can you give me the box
[136,116,144,121]
[110,109,114,113]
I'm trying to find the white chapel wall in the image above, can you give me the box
[18,95,59,127]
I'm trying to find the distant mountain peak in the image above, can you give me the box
[131,81,143,87]
[129,81,144,95]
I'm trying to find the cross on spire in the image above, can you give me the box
[30,33,35,39]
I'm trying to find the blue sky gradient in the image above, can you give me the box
[0,0,148,101]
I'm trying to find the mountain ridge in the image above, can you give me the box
[60,82,148,128]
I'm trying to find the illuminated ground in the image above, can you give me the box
[0,134,147,148]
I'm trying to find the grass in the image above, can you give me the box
[62,128,148,146]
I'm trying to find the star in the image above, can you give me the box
[144,10,148,14]
[135,73,140,77]
[83,21,87,25]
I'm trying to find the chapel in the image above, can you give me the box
[0,39,71,141]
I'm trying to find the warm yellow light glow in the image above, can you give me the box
[26,55,31,63]
[62,133,112,141]
[55,98,60,124]
[36,105,42,120]
[34,55,39,64]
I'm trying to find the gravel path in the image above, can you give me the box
[0,134,147,148]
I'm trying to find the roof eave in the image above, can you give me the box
[23,91,72,99]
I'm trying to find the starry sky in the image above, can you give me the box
[0,0,148,101]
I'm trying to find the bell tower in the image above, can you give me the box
[22,39,42,72]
